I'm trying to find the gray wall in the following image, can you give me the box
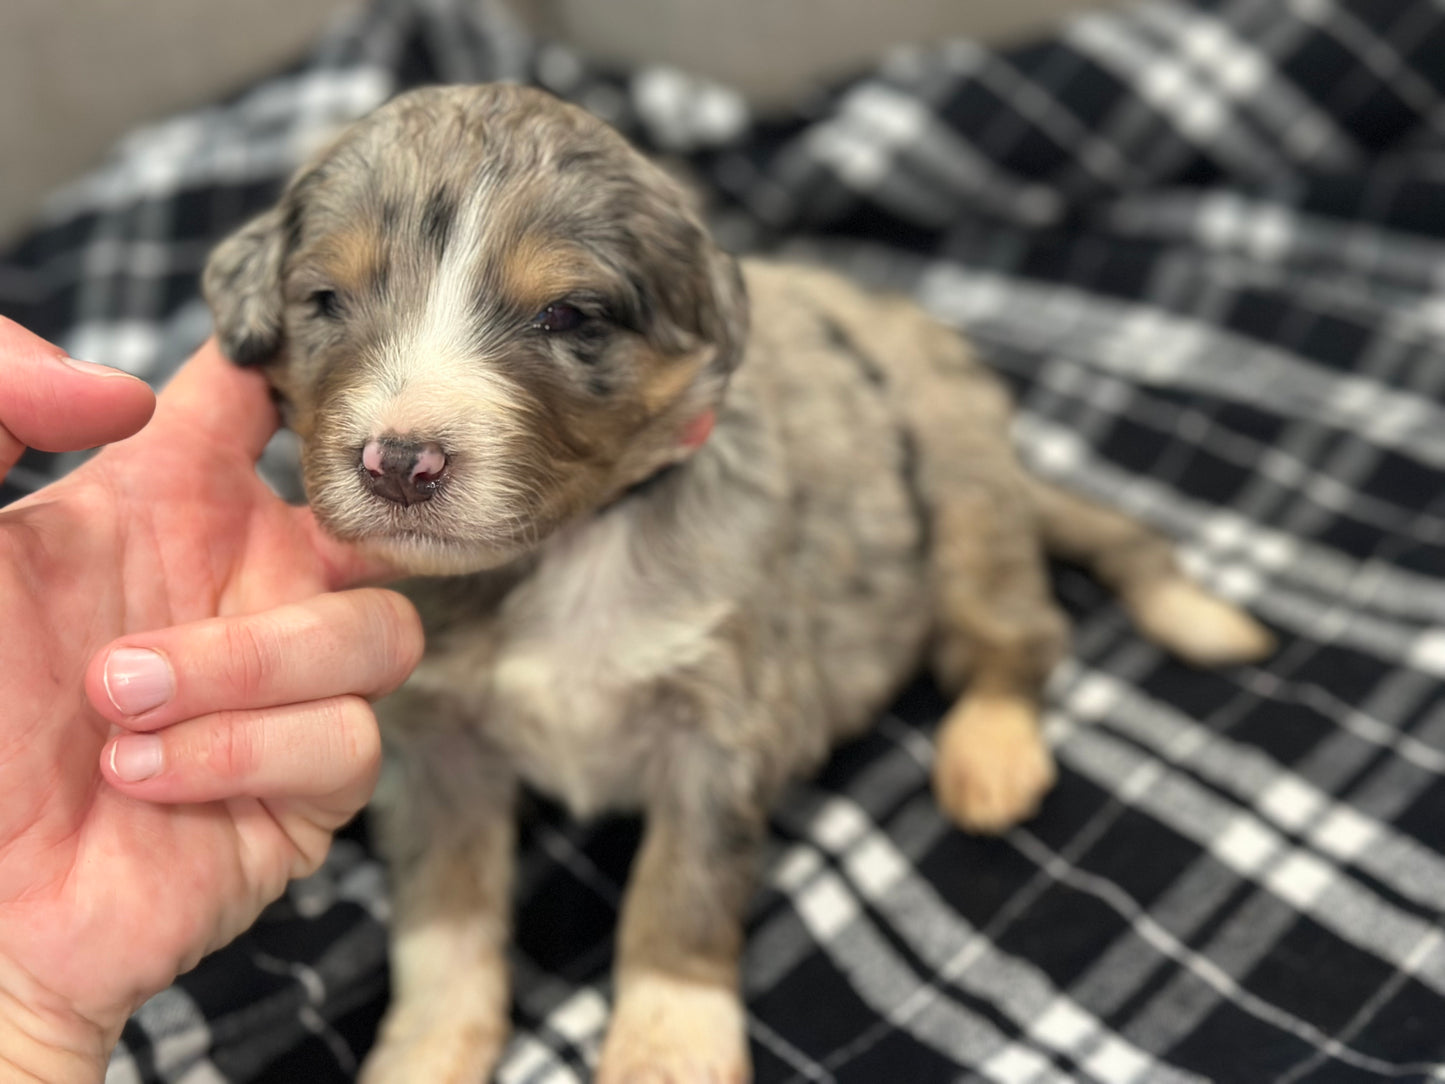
[0,0,358,242]
[514,0,1113,109]
[0,0,1114,244]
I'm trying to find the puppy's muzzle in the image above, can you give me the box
[361,436,449,506]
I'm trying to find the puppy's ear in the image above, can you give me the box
[696,245,749,376]
[630,185,749,376]
[202,206,287,367]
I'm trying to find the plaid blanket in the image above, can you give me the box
[5,0,1445,1079]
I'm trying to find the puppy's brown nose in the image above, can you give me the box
[361,438,448,506]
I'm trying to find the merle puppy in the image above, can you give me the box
[204,84,1272,1083]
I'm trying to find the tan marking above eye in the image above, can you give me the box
[314,229,387,293]
[498,234,609,318]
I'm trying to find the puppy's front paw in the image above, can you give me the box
[933,694,1055,835]
[596,972,750,1084]
[359,1005,506,1084]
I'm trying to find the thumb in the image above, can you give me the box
[0,316,155,477]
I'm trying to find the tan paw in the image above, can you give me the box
[596,972,750,1084]
[933,694,1056,835]
[1127,577,1275,667]
[359,1007,506,1084]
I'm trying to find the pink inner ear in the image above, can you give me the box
[681,410,716,451]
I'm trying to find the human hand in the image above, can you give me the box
[0,317,424,1081]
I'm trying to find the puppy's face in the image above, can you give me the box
[204,85,747,574]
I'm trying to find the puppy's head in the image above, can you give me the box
[203,84,747,574]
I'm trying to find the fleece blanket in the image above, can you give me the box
[3,0,1444,1079]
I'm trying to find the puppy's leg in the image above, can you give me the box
[1023,476,1275,666]
[928,485,1070,835]
[596,736,763,1084]
[360,727,516,1084]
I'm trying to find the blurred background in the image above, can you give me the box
[0,0,1115,243]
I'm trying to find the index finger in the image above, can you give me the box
[149,337,403,589]
[149,336,280,462]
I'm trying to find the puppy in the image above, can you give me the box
[203,83,1273,1083]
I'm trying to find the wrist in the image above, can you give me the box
[0,958,113,1084]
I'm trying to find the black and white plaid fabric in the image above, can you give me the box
[4,0,1444,1079]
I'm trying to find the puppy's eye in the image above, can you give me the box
[530,302,585,333]
[309,289,343,320]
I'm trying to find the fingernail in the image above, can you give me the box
[103,647,174,715]
[58,354,138,380]
[109,735,163,783]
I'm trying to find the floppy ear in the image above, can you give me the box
[697,244,749,376]
[202,206,287,367]
[636,204,750,378]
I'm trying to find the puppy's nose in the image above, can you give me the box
[361,438,449,506]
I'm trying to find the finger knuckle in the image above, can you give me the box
[361,589,427,694]
[221,619,284,696]
[388,593,427,673]
[328,695,382,773]
[201,712,261,779]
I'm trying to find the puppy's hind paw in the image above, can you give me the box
[596,972,750,1084]
[1127,577,1275,668]
[933,694,1056,835]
